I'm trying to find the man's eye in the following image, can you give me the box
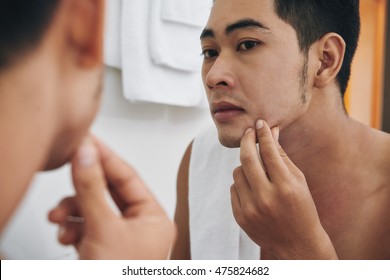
[237,41,260,51]
[202,49,219,59]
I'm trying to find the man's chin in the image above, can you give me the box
[41,153,72,171]
[218,134,241,148]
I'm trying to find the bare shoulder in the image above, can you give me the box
[178,142,193,180]
[170,142,193,260]
[370,128,390,176]
[352,127,390,259]
[369,129,390,252]
[176,142,193,197]
[363,128,390,200]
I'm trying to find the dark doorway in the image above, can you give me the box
[382,3,390,132]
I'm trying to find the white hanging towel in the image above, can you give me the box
[104,0,122,69]
[150,0,211,72]
[121,0,211,107]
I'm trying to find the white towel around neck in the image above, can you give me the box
[189,125,260,259]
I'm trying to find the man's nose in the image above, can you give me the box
[204,56,236,89]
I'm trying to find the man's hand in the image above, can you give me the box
[48,137,176,260]
[231,120,337,259]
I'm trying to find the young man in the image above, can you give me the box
[172,0,390,260]
[0,0,175,259]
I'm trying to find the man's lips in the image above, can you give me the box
[211,101,244,114]
[211,101,245,122]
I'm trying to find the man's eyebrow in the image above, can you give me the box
[200,18,270,40]
[226,18,270,34]
[200,28,214,40]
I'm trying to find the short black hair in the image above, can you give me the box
[273,0,361,96]
[0,0,60,71]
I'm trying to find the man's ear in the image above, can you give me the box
[313,33,346,89]
[67,0,104,68]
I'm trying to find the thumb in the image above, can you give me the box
[71,138,116,225]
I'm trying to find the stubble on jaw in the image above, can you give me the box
[299,54,309,104]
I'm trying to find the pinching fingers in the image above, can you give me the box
[72,138,116,225]
[240,128,268,187]
[255,120,288,182]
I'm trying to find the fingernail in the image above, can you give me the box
[256,120,264,130]
[59,225,66,240]
[245,128,253,135]
[77,142,97,167]
[272,126,280,143]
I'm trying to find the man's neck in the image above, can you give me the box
[279,89,365,191]
[277,89,374,232]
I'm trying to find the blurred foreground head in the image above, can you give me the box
[0,0,105,169]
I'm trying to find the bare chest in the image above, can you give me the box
[315,181,390,259]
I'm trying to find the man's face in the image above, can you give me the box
[201,0,311,147]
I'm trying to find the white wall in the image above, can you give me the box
[0,67,212,259]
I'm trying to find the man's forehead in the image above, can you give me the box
[211,0,276,15]
[202,0,277,40]
[206,0,276,30]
